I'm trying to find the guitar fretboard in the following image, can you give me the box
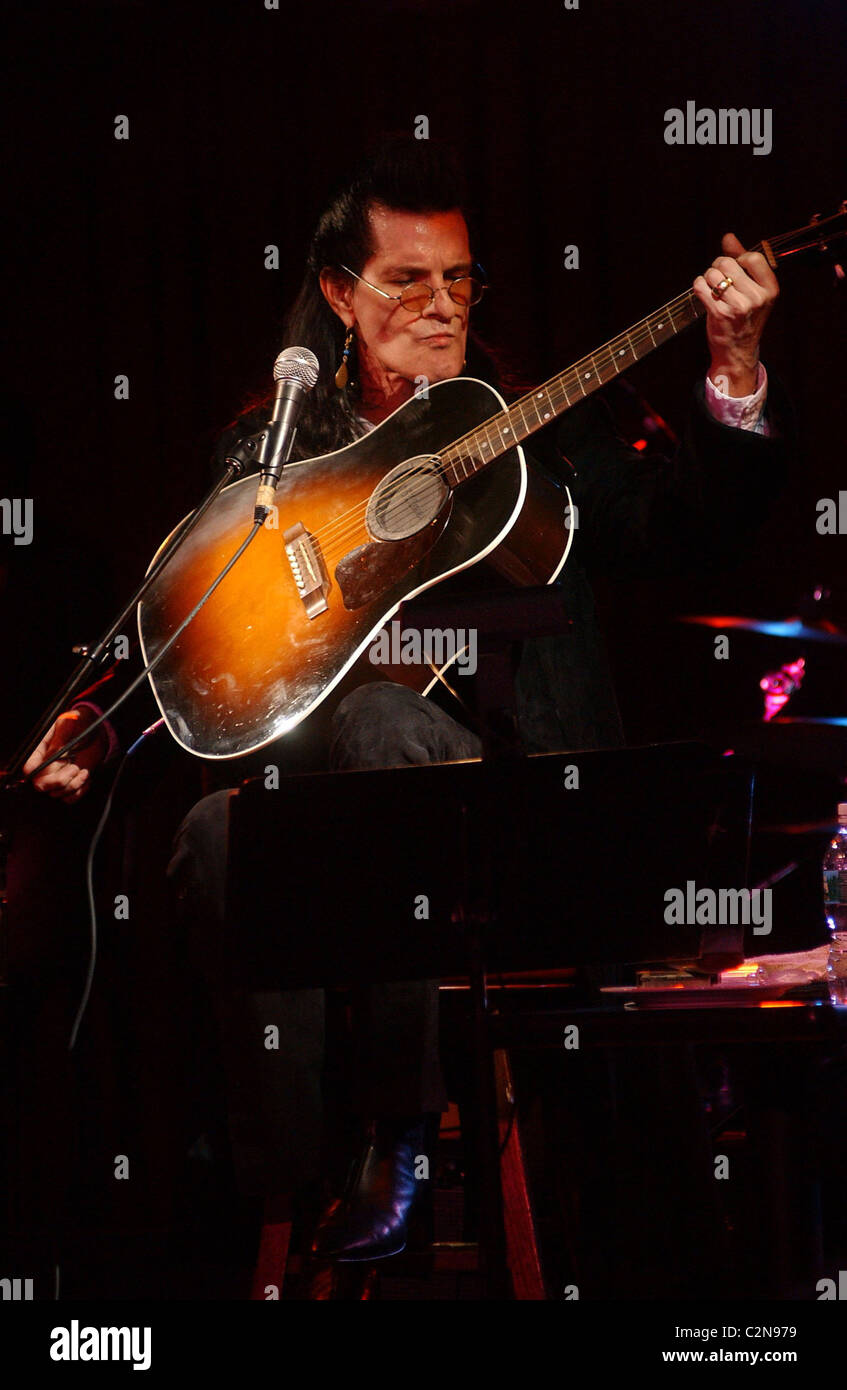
[440,286,706,486]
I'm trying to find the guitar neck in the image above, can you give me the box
[440,284,708,485]
[438,206,846,486]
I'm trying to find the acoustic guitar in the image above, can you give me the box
[138,208,845,759]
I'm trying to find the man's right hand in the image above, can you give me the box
[23,708,108,803]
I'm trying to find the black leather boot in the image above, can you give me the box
[311,1115,436,1262]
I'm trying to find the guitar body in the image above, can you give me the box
[138,377,573,759]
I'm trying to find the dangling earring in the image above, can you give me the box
[335,328,354,389]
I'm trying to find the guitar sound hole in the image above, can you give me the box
[365,455,450,542]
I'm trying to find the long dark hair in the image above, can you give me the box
[221,137,518,465]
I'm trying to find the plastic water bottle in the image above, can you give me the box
[823,803,847,1002]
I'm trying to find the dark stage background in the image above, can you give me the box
[1,0,846,1293]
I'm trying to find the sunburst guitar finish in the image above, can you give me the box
[138,377,574,758]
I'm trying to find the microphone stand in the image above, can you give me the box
[0,432,262,961]
[3,439,266,781]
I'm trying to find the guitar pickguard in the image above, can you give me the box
[335,501,452,610]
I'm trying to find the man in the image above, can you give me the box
[25,138,786,1265]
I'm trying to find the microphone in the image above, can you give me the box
[253,346,320,521]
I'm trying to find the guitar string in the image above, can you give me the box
[308,224,802,553]
[308,226,792,558]
[310,219,828,550]
[288,223,813,558]
[311,285,702,560]
[270,223,823,563]
[311,285,707,563]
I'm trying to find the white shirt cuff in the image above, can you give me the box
[705,362,769,435]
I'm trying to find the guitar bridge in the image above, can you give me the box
[284,522,331,619]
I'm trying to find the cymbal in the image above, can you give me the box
[771,717,847,726]
[679,615,847,645]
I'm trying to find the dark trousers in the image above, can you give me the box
[168,682,482,1194]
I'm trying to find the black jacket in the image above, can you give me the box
[411,374,791,755]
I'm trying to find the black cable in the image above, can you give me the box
[69,719,164,1051]
[22,520,264,783]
